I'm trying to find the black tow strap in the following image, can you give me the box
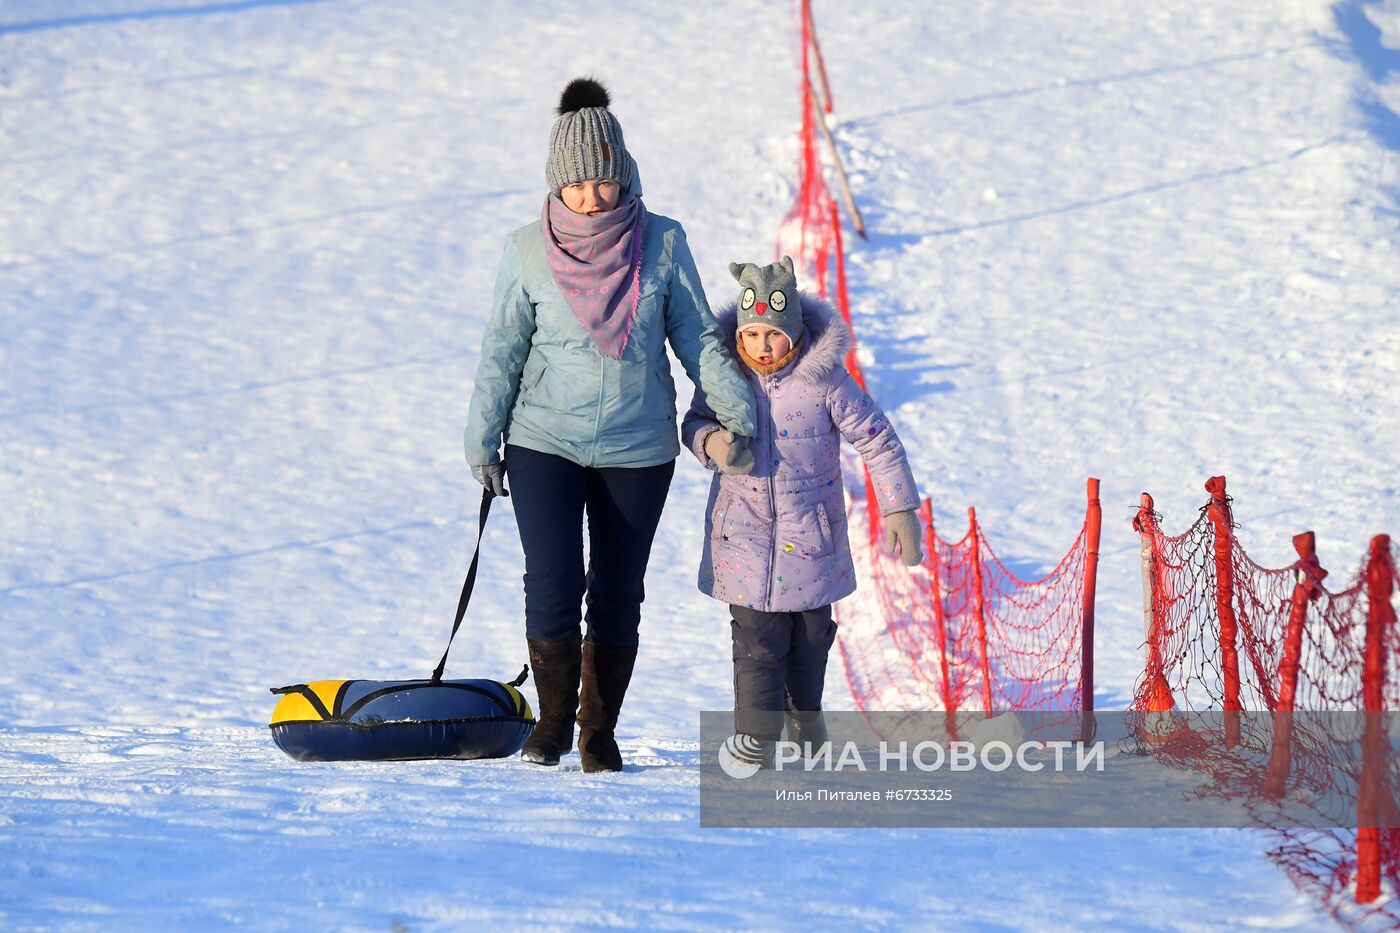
[269,684,333,720]
[430,487,495,683]
[271,487,526,702]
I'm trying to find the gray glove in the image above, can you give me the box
[883,508,924,566]
[471,462,509,497]
[704,429,755,476]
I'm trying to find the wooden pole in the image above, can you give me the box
[1136,494,1157,647]
[803,0,835,115]
[1080,478,1101,744]
[806,75,867,240]
[1133,493,1174,743]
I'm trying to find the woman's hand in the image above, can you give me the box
[883,509,924,566]
[471,462,509,497]
[704,429,755,476]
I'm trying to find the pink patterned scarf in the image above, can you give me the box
[541,193,649,360]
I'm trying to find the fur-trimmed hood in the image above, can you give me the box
[712,292,851,384]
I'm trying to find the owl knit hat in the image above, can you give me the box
[730,255,803,346]
[546,77,637,195]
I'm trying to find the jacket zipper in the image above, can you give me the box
[764,372,777,610]
[588,356,606,466]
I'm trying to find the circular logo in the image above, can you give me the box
[718,734,765,780]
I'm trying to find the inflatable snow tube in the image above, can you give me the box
[269,678,534,762]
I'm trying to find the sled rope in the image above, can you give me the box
[431,488,495,683]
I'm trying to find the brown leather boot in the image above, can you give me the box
[576,641,637,773]
[520,633,582,766]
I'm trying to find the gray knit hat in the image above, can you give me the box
[546,78,636,195]
[730,256,803,345]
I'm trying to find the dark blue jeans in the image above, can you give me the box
[504,444,675,649]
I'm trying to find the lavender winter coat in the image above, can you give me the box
[681,294,920,612]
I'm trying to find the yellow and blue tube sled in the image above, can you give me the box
[269,676,534,762]
[270,491,534,762]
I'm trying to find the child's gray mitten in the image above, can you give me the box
[704,429,755,476]
[883,509,924,566]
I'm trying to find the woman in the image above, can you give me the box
[463,78,757,772]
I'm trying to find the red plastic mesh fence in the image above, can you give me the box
[782,2,1098,737]
[779,0,865,390]
[1129,476,1400,926]
[836,483,1099,742]
[779,0,834,296]
[784,4,1399,922]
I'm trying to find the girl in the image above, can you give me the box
[682,257,924,757]
[463,78,757,771]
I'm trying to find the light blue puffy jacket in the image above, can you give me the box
[463,213,758,469]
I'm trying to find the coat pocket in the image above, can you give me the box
[517,353,592,418]
[814,493,848,558]
[653,367,678,419]
[712,489,761,563]
[521,364,545,400]
[712,491,734,545]
[816,501,834,555]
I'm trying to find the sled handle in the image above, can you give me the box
[430,488,495,682]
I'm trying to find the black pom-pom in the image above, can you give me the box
[558,77,610,115]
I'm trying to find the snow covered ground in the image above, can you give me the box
[2,0,1398,929]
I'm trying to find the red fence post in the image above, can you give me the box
[922,498,958,741]
[863,466,882,552]
[785,0,828,293]
[1080,478,1101,743]
[967,506,994,713]
[1356,534,1394,904]
[827,198,864,388]
[1264,532,1326,799]
[1204,476,1242,748]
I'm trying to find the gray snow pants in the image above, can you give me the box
[730,604,836,739]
